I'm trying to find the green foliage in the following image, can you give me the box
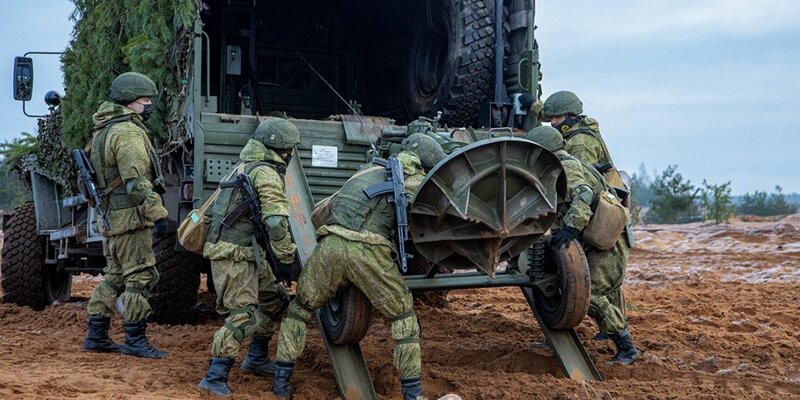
[0,133,38,172]
[61,0,196,149]
[645,165,700,224]
[737,186,797,216]
[700,180,735,224]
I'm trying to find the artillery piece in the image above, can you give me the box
[285,137,601,399]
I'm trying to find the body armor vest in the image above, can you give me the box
[206,161,282,246]
[327,166,396,238]
[91,116,164,211]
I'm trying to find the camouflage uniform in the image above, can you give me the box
[555,151,628,334]
[561,116,610,166]
[528,125,639,364]
[198,118,301,397]
[203,138,295,358]
[274,138,440,399]
[86,101,167,322]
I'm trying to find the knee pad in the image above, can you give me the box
[224,305,260,343]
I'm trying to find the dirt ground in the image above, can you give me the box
[1,216,799,399]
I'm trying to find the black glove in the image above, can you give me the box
[550,226,579,249]
[152,218,168,240]
[274,262,293,285]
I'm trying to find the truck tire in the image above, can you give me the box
[532,239,591,329]
[320,285,372,345]
[148,235,202,324]
[2,202,72,310]
[405,0,495,126]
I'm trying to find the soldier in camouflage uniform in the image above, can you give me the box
[272,133,446,400]
[198,118,300,396]
[82,72,169,359]
[527,126,640,365]
[541,91,612,165]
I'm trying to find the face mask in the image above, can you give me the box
[140,103,154,121]
[552,115,580,133]
[282,152,293,166]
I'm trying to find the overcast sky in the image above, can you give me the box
[1,1,798,194]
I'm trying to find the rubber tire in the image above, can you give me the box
[148,235,203,324]
[533,238,591,329]
[405,0,495,126]
[320,285,372,345]
[1,202,72,310]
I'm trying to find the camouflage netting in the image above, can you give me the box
[13,0,198,192]
[61,0,197,150]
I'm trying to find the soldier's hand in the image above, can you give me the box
[275,262,293,286]
[550,226,579,249]
[152,218,168,240]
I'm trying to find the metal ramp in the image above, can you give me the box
[284,148,600,399]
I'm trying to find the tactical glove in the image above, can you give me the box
[274,262,293,286]
[152,218,168,240]
[550,226,579,249]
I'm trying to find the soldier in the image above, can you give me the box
[527,126,640,365]
[271,133,446,400]
[82,72,169,359]
[541,91,628,189]
[198,118,300,396]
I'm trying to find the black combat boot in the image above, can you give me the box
[121,320,167,359]
[83,315,122,353]
[272,360,295,398]
[400,376,425,400]
[198,357,234,396]
[608,328,641,365]
[241,335,275,375]
[592,331,611,341]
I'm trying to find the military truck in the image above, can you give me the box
[4,0,543,324]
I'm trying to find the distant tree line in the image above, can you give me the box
[0,134,34,211]
[631,163,797,224]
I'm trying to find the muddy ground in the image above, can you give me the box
[0,216,799,399]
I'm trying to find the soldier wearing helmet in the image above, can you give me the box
[527,126,640,366]
[82,72,170,359]
[541,91,628,204]
[272,133,446,400]
[198,118,301,396]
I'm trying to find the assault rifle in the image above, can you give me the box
[72,149,111,231]
[363,156,412,273]
[220,173,282,276]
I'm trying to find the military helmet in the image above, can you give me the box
[526,125,565,153]
[253,118,301,150]
[110,72,158,103]
[402,133,446,170]
[541,90,583,118]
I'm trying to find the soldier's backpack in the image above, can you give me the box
[178,163,245,253]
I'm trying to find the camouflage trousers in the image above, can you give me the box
[584,236,629,334]
[209,258,289,358]
[87,227,159,321]
[275,234,421,379]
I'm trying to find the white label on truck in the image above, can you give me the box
[311,145,338,168]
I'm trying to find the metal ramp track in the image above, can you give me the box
[285,149,377,400]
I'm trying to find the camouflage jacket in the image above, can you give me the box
[555,149,605,231]
[562,116,611,166]
[90,101,167,236]
[204,139,297,264]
